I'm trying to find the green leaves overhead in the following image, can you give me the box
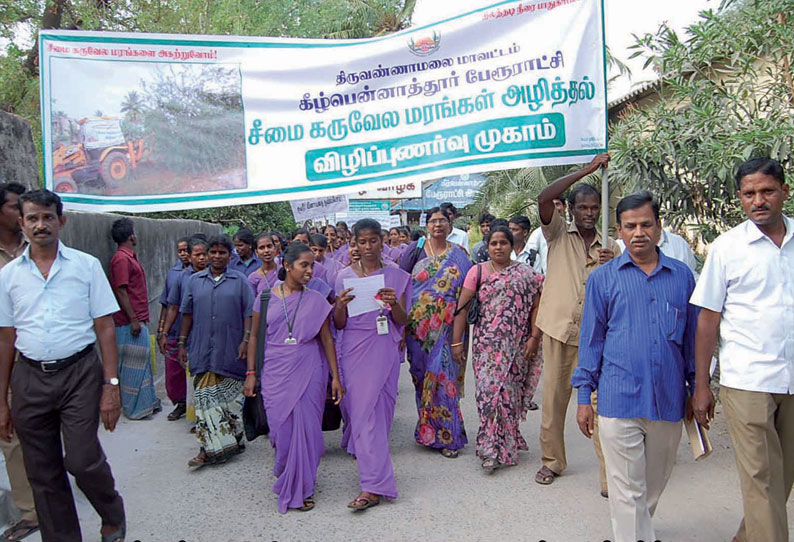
[610,0,794,239]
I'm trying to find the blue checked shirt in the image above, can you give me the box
[572,249,697,421]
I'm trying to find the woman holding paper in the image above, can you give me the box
[451,225,544,471]
[402,207,473,458]
[245,242,344,514]
[334,219,411,511]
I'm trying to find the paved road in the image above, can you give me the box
[5,360,793,542]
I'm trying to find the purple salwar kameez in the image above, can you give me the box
[335,265,410,499]
[257,288,332,514]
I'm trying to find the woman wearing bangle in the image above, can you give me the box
[244,243,343,513]
[452,225,544,472]
[402,207,472,458]
[334,219,411,511]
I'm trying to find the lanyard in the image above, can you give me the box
[279,284,304,341]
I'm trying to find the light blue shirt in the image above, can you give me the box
[0,242,119,360]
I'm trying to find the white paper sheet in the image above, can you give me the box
[342,274,385,317]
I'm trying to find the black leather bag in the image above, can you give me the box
[466,263,483,326]
[242,289,270,441]
[322,381,343,431]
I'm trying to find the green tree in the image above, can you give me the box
[608,0,794,240]
[0,0,414,231]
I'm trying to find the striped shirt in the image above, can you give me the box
[572,249,698,421]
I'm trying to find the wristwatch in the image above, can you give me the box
[103,377,120,386]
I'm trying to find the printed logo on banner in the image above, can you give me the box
[408,31,441,57]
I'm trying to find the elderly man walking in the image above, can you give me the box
[573,190,697,542]
[692,157,794,542]
[0,190,125,542]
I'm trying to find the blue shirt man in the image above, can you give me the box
[571,190,697,542]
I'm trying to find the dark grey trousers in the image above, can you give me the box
[11,349,125,542]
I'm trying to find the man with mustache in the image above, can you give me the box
[691,157,794,542]
[572,190,698,542]
[0,190,125,542]
[534,153,618,497]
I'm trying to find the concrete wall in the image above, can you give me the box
[0,112,39,190]
[61,211,221,339]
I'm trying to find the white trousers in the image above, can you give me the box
[599,416,682,542]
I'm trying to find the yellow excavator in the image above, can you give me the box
[52,116,145,193]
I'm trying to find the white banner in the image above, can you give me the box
[290,194,349,222]
[40,0,607,212]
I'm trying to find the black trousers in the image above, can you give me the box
[10,349,125,542]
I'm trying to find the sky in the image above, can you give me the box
[411,0,715,101]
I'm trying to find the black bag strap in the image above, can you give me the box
[455,263,483,316]
[254,289,271,392]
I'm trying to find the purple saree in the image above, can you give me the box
[335,266,411,499]
[257,288,332,514]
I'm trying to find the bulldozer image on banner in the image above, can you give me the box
[52,116,146,193]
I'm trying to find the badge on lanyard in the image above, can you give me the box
[280,285,304,345]
[376,315,389,335]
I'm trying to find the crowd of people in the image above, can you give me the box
[0,154,790,542]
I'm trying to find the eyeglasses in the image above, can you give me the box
[427,219,449,225]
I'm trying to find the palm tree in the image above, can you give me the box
[324,0,416,38]
[473,164,620,233]
[120,90,145,125]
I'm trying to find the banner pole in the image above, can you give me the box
[601,165,609,247]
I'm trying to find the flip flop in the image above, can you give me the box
[535,465,559,485]
[481,458,498,473]
[347,495,380,511]
[100,522,126,542]
[440,448,459,459]
[297,497,315,512]
[1,521,39,542]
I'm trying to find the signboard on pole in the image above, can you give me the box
[290,194,349,222]
[40,0,607,212]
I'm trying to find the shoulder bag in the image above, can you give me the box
[242,289,270,441]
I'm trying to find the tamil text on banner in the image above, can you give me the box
[336,200,393,230]
[348,182,422,200]
[290,194,349,223]
[39,0,607,212]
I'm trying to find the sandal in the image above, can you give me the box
[100,522,126,542]
[528,401,539,411]
[167,403,186,421]
[481,458,498,473]
[347,494,380,511]
[535,465,559,485]
[297,496,315,512]
[440,448,459,459]
[1,521,39,542]
[188,451,208,469]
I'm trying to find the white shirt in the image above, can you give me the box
[690,218,794,394]
[512,242,536,266]
[447,227,469,252]
[0,242,119,361]
[616,229,699,277]
[527,227,548,273]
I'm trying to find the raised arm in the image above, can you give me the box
[538,153,610,225]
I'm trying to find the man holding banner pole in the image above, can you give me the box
[534,153,617,496]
